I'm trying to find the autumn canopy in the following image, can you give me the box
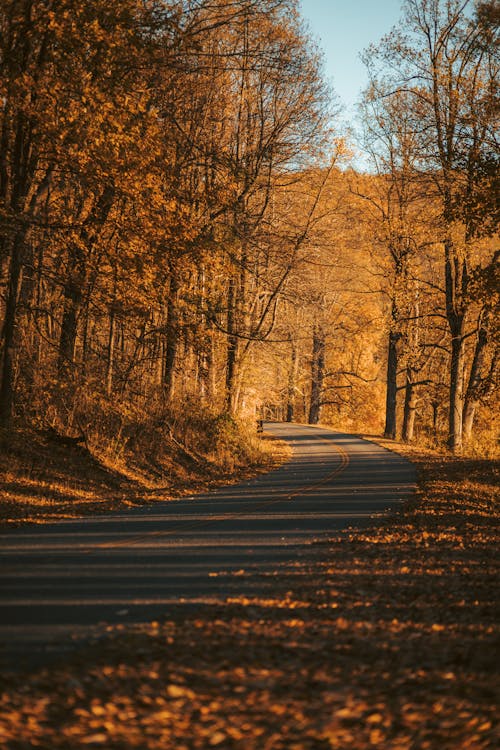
[0,0,497,456]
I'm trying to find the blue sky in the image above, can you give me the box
[299,0,404,115]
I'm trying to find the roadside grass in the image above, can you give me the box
[0,440,498,749]
[0,425,289,527]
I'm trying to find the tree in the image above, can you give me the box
[0,0,164,422]
[364,0,498,451]
[356,85,432,439]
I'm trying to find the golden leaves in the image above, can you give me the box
[166,684,195,700]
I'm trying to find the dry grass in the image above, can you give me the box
[0,426,290,528]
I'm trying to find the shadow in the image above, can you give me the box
[0,421,418,671]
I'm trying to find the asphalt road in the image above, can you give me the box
[0,423,415,667]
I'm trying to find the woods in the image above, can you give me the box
[0,4,498,750]
[0,0,498,458]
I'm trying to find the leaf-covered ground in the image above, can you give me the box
[0,427,286,527]
[1,446,498,749]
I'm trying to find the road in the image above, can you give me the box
[0,423,415,667]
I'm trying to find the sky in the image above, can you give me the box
[299,0,404,116]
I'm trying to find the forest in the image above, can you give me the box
[0,0,498,470]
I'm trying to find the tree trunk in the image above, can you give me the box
[444,238,467,453]
[308,326,325,425]
[199,328,216,404]
[163,274,179,400]
[225,276,238,413]
[384,329,399,439]
[286,339,299,422]
[225,336,238,412]
[402,368,417,442]
[106,306,116,397]
[0,165,53,421]
[197,336,211,403]
[58,274,83,376]
[0,232,24,425]
[196,267,216,404]
[463,319,490,443]
[58,185,115,377]
[432,401,439,435]
[448,334,466,452]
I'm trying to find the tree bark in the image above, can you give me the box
[432,401,439,435]
[463,319,491,443]
[0,232,24,425]
[384,328,399,439]
[163,274,179,400]
[445,239,467,453]
[225,276,238,413]
[106,306,116,397]
[286,339,299,422]
[308,325,325,425]
[448,334,466,452]
[402,368,417,442]
[57,185,115,377]
[58,271,83,376]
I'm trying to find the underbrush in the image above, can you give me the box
[0,396,288,527]
[389,408,500,460]
[78,396,275,482]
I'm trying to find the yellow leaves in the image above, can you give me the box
[366,712,384,725]
[208,731,227,746]
[334,616,350,630]
[476,721,492,732]
[81,733,108,744]
[166,684,195,700]
[335,705,360,720]
[90,702,107,717]
[284,618,305,629]
[144,708,172,722]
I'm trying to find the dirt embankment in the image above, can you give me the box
[0,425,288,528]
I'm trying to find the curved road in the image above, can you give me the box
[0,423,415,666]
